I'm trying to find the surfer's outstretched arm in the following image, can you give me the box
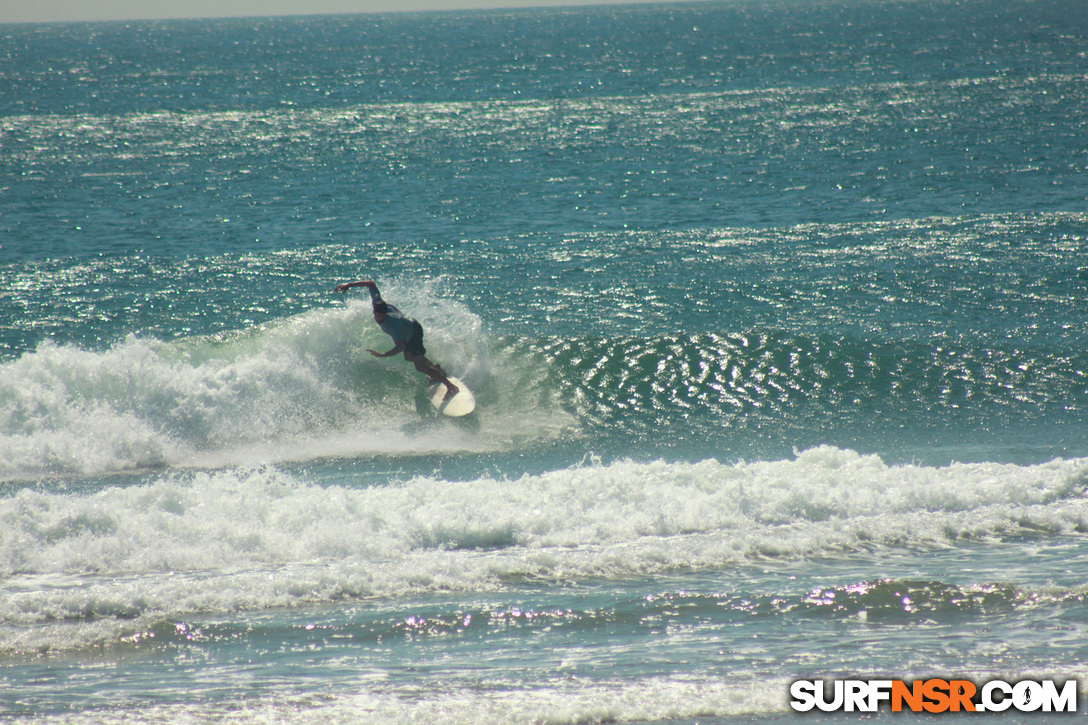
[333,279,378,295]
[334,280,386,311]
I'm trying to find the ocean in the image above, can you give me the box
[2,0,1088,721]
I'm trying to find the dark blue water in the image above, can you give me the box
[4,0,1086,263]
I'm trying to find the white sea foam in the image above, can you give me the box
[3,447,1087,654]
[23,675,795,724]
[21,666,1088,724]
[0,293,570,480]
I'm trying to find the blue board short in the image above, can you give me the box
[406,320,426,357]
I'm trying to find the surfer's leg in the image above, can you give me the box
[403,323,458,397]
[407,353,459,396]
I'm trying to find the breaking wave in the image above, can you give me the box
[3,446,1087,654]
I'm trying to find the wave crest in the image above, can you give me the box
[0,301,569,480]
[2,448,1086,653]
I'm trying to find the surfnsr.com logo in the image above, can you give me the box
[790,679,1079,713]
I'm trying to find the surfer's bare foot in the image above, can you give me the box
[444,383,459,400]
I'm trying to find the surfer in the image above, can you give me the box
[333,279,459,397]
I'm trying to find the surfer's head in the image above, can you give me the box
[373,302,389,322]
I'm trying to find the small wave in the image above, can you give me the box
[0,300,571,480]
[797,578,1068,623]
[343,576,1085,646]
[519,330,1088,453]
[3,448,1087,654]
[5,447,1086,581]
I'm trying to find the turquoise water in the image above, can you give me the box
[3,0,1088,721]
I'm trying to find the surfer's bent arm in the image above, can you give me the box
[367,339,405,358]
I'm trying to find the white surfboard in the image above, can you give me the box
[427,376,475,417]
